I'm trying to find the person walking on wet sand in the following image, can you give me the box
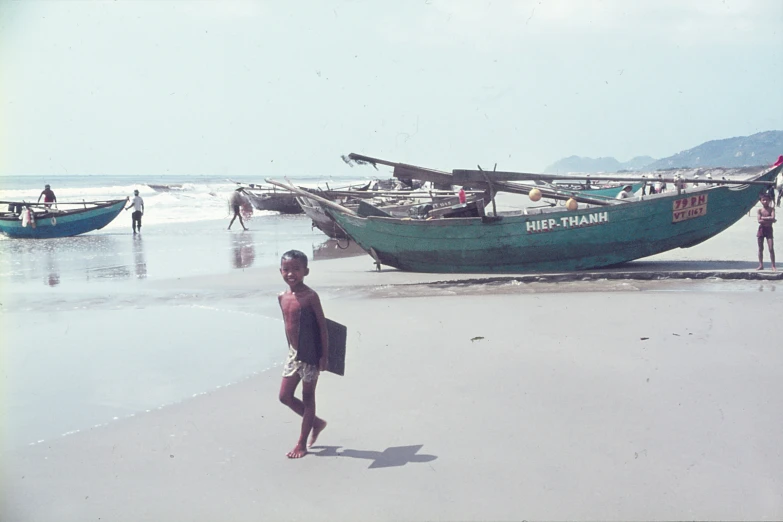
[756,193,776,271]
[277,250,328,458]
[228,188,248,231]
[125,189,144,234]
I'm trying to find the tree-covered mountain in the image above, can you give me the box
[643,131,782,170]
[545,130,782,173]
[544,156,655,174]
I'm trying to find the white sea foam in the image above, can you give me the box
[0,175,378,230]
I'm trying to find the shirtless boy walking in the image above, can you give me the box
[278,250,328,458]
[756,193,776,271]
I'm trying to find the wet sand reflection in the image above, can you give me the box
[45,247,60,287]
[231,232,255,269]
[133,235,147,279]
[312,238,367,261]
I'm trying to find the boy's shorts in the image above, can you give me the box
[282,344,319,383]
[757,225,773,239]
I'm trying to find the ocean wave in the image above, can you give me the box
[0,174,391,229]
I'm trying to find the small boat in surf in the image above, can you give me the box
[147,184,184,192]
[0,200,127,239]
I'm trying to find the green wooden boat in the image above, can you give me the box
[0,200,126,239]
[273,161,781,274]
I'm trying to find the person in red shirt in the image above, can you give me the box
[37,184,57,208]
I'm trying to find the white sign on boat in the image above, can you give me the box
[525,211,609,234]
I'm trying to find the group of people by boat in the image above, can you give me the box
[0,185,142,239]
[2,157,782,274]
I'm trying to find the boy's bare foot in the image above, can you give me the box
[308,420,327,448]
[287,444,307,459]
[772,266,777,272]
[756,265,764,270]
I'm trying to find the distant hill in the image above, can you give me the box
[545,130,783,173]
[643,130,783,170]
[545,155,656,174]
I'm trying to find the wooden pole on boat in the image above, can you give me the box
[347,151,780,188]
[265,179,359,217]
[345,153,616,205]
[318,189,484,197]
[489,180,617,206]
[453,167,781,186]
[477,165,498,217]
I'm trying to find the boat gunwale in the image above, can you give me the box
[0,199,127,221]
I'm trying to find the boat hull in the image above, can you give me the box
[245,192,303,214]
[297,197,349,238]
[0,200,126,239]
[327,166,780,273]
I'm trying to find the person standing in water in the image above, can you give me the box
[125,189,145,234]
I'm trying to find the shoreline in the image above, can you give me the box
[3,288,782,521]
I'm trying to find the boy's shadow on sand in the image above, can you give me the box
[310,444,437,469]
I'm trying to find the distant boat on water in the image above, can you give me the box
[148,183,184,192]
[267,153,782,273]
[0,200,126,239]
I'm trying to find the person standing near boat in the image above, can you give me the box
[125,189,145,234]
[37,184,57,208]
[776,173,783,208]
[654,176,666,194]
[772,155,783,207]
[756,193,776,271]
[616,185,634,199]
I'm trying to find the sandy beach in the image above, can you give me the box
[1,210,782,521]
[3,0,782,518]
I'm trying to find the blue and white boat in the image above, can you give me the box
[0,199,127,239]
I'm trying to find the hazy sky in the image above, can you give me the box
[1,0,781,176]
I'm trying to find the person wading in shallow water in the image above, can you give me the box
[125,189,145,234]
[756,193,776,271]
[277,250,328,459]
